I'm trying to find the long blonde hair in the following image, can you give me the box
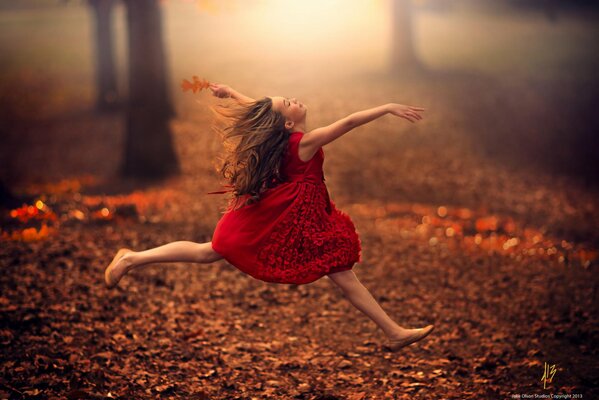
[211,97,291,210]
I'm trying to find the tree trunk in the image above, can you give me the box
[88,0,119,111]
[390,0,421,71]
[121,0,179,179]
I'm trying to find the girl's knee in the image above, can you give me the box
[327,269,359,290]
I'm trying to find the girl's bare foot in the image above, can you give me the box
[384,325,434,351]
[105,248,134,289]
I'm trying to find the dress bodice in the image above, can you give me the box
[282,131,325,184]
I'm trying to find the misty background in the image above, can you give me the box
[1,0,598,192]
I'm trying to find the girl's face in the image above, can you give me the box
[270,96,307,129]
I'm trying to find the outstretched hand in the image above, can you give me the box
[388,103,425,123]
[209,83,232,99]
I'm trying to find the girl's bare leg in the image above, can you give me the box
[327,269,417,340]
[107,241,223,287]
[117,241,223,274]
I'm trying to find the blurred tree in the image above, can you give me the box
[88,0,120,111]
[121,0,179,179]
[391,0,423,72]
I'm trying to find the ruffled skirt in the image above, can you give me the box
[211,181,362,284]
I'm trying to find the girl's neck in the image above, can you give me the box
[293,122,306,133]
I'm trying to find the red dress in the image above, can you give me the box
[210,131,362,284]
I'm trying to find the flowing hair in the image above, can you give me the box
[211,97,291,210]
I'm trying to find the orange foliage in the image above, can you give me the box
[9,202,57,224]
[81,189,181,217]
[91,207,113,221]
[348,201,597,269]
[2,200,59,242]
[181,76,211,94]
[475,215,499,232]
[1,223,56,242]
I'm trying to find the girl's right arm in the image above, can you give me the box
[210,83,255,104]
[301,103,425,153]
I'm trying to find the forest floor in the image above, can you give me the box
[1,69,598,399]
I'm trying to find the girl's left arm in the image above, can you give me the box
[301,103,424,150]
[210,83,255,104]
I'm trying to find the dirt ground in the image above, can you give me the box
[1,66,598,399]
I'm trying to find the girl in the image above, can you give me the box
[105,83,434,351]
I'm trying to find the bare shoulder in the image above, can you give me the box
[297,131,320,163]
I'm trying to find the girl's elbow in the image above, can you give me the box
[343,117,357,131]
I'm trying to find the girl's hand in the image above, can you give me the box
[387,103,425,123]
[209,83,232,99]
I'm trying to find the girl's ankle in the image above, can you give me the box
[121,253,136,272]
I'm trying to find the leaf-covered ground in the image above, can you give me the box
[1,70,598,399]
